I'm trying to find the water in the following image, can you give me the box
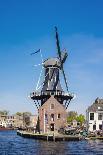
[0,131,103,155]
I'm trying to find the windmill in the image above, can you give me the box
[30,27,74,110]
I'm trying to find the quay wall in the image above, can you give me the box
[17,130,81,141]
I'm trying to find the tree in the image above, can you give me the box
[23,112,32,116]
[0,110,9,115]
[76,114,85,126]
[35,116,40,133]
[16,112,22,116]
[23,112,32,127]
[67,111,78,123]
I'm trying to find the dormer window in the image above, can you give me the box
[51,104,54,109]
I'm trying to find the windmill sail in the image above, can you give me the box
[55,27,69,92]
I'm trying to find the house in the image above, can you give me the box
[86,98,103,132]
[72,119,78,127]
[39,96,67,133]
[0,115,7,127]
[6,115,15,127]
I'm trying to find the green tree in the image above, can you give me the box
[76,114,85,126]
[0,110,9,115]
[16,112,23,116]
[23,112,32,116]
[67,111,78,123]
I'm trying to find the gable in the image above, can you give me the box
[40,96,65,111]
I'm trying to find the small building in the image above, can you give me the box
[30,115,38,128]
[6,115,15,127]
[14,115,24,128]
[0,115,7,127]
[86,98,103,132]
[72,120,78,128]
[39,96,67,133]
[3,115,23,128]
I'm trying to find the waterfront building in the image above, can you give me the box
[0,113,37,128]
[6,115,15,127]
[86,98,103,132]
[1,114,23,128]
[14,115,24,128]
[0,115,7,127]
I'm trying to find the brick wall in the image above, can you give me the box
[39,96,67,133]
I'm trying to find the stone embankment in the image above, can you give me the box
[17,130,81,141]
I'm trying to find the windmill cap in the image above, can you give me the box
[43,57,61,68]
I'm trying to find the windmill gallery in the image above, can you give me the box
[30,27,74,134]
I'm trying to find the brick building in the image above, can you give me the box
[39,96,67,133]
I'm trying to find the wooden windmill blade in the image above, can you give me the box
[55,26,69,92]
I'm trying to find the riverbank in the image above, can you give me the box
[87,136,103,140]
[17,130,81,141]
[0,127,15,131]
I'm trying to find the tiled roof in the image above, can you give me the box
[87,98,103,112]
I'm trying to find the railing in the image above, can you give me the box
[30,91,74,98]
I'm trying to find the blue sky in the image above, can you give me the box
[0,0,103,115]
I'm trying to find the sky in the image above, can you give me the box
[0,0,103,115]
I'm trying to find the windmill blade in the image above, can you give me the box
[61,66,69,92]
[55,26,62,61]
[55,26,69,92]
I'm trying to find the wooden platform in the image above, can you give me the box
[89,136,103,140]
[17,130,81,141]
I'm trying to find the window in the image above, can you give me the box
[93,124,96,130]
[57,114,60,119]
[90,113,94,120]
[51,104,54,109]
[99,124,102,130]
[51,114,54,121]
[50,123,54,131]
[45,114,48,124]
[98,113,102,120]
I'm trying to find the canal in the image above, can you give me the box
[0,130,103,155]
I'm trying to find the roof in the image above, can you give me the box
[43,58,61,68]
[87,98,103,112]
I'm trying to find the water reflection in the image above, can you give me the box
[0,131,103,155]
[38,141,68,155]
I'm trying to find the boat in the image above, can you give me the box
[0,126,14,131]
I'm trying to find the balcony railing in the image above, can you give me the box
[30,91,74,98]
